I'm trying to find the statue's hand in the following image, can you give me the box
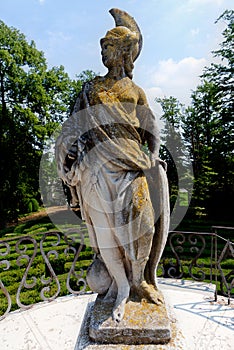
[151,158,167,172]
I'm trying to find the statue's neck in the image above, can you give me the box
[105,65,127,80]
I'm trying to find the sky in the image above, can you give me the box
[0,0,232,117]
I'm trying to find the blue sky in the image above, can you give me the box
[0,0,232,116]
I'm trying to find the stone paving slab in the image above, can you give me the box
[76,280,234,350]
[0,293,96,350]
[0,279,233,350]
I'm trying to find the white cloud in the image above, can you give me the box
[39,0,45,4]
[149,57,207,106]
[144,56,211,127]
[153,57,207,86]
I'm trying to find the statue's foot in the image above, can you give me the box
[112,298,127,323]
[133,281,164,305]
[112,285,130,323]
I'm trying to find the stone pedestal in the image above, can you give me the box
[89,296,171,345]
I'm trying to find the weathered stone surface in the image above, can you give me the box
[56,7,170,326]
[89,296,171,345]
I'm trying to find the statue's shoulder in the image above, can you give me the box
[90,76,102,83]
[128,78,144,92]
[89,76,104,86]
[82,76,104,92]
[129,79,147,105]
[73,78,102,112]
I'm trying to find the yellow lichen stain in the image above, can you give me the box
[132,176,148,211]
[120,346,150,350]
[121,298,169,331]
[89,76,133,105]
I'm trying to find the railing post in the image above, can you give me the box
[214,232,218,302]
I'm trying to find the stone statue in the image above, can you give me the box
[56,8,170,324]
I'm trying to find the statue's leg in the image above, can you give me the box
[131,256,163,304]
[100,245,130,322]
[129,175,154,287]
[129,174,165,304]
[130,164,170,304]
[103,279,117,302]
[145,164,170,288]
[131,257,149,286]
[88,205,130,323]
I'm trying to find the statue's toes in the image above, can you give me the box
[112,305,125,323]
[154,294,163,305]
[139,281,164,305]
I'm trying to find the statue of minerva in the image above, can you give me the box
[56,8,170,323]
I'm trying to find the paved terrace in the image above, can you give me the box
[0,279,233,350]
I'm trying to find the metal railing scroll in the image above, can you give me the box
[0,226,233,320]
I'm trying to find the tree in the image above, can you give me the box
[156,96,193,219]
[154,10,234,219]
[201,9,234,218]
[183,10,234,219]
[156,97,182,206]
[159,10,234,220]
[39,69,97,210]
[0,21,73,226]
[181,83,219,217]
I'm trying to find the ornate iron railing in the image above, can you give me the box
[0,227,233,321]
[159,227,234,305]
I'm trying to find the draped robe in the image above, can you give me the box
[56,76,169,287]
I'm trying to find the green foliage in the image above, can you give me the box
[156,10,234,221]
[0,20,97,227]
[23,198,40,213]
[185,11,234,219]
[156,96,193,215]
[0,21,68,226]
[12,220,55,236]
[200,10,234,219]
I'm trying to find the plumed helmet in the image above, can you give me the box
[101,8,143,62]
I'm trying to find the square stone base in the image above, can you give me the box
[89,296,171,345]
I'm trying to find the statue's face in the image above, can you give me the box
[100,27,138,74]
[101,40,119,69]
[100,27,133,70]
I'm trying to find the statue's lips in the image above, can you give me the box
[102,56,108,63]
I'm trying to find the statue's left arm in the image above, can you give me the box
[136,88,160,165]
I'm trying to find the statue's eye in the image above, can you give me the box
[104,43,113,49]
